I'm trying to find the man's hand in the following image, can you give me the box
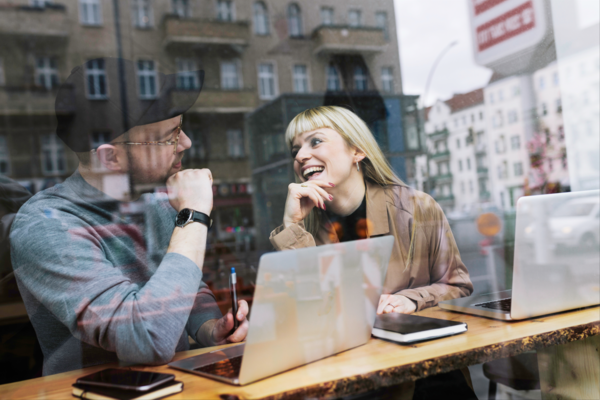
[167,168,213,214]
[377,294,417,315]
[211,300,249,344]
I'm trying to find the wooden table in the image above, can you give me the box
[1,306,598,400]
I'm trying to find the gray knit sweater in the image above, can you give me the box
[10,170,221,375]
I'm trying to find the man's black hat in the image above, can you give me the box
[55,58,203,152]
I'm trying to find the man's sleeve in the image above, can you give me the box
[11,207,206,365]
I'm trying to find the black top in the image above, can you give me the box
[324,196,368,242]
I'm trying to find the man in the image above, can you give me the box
[10,59,248,375]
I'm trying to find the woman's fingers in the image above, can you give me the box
[294,182,333,203]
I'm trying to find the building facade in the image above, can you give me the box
[0,0,406,246]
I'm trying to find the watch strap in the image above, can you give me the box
[190,210,212,228]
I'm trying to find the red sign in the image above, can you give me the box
[476,1,536,51]
[472,0,508,16]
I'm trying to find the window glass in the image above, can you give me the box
[375,11,388,40]
[348,9,362,27]
[137,60,157,99]
[176,59,200,90]
[227,129,244,158]
[40,134,66,175]
[80,0,102,25]
[326,65,341,91]
[288,4,302,37]
[35,57,59,90]
[353,65,367,91]
[217,0,234,21]
[258,63,276,99]
[381,67,393,93]
[172,0,190,18]
[321,7,334,25]
[0,135,9,175]
[293,65,309,93]
[253,1,269,35]
[86,59,107,99]
[221,61,240,90]
[132,0,153,28]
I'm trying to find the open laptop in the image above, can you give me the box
[169,236,394,385]
[440,190,600,320]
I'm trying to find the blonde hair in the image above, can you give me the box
[286,106,430,269]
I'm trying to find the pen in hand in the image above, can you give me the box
[230,267,239,331]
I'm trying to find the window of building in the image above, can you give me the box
[293,64,309,93]
[556,98,562,113]
[514,161,523,176]
[381,67,393,93]
[258,63,276,99]
[326,64,341,91]
[221,60,241,90]
[172,0,191,17]
[507,110,518,123]
[217,0,234,21]
[498,90,504,101]
[348,9,362,27]
[288,3,303,37]
[176,59,200,90]
[541,102,547,116]
[460,181,465,194]
[86,59,107,99]
[375,11,388,40]
[510,135,521,150]
[489,93,495,104]
[495,135,506,153]
[79,0,102,25]
[187,130,207,160]
[462,116,466,125]
[539,76,545,89]
[492,110,503,128]
[512,86,520,96]
[471,114,475,122]
[137,60,157,99]
[454,118,458,128]
[458,159,463,171]
[132,0,153,28]
[0,135,9,175]
[253,1,269,35]
[479,111,484,120]
[466,158,471,170]
[0,58,5,86]
[353,65,367,91]
[227,129,244,158]
[456,138,460,149]
[553,71,559,86]
[469,180,473,193]
[41,133,66,175]
[321,7,334,25]
[35,57,59,90]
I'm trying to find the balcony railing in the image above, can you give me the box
[171,88,257,113]
[163,16,250,48]
[428,128,450,142]
[312,25,387,55]
[0,4,69,38]
[429,150,450,160]
[479,191,491,200]
[0,86,75,115]
[433,173,453,182]
[434,194,455,202]
[477,167,488,176]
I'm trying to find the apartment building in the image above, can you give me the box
[0,0,406,245]
[420,89,488,213]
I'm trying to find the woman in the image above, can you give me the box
[270,105,473,314]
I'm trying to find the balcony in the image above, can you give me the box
[163,16,250,49]
[0,4,69,39]
[433,173,453,183]
[0,86,75,115]
[171,88,257,113]
[479,191,491,200]
[429,150,450,161]
[477,167,488,176]
[434,194,455,206]
[428,128,450,142]
[312,26,387,56]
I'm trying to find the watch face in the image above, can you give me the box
[176,208,191,226]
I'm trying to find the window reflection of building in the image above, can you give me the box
[0,136,9,175]
[35,57,59,90]
[287,4,303,38]
[326,65,341,91]
[41,134,66,176]
[137,60,157,99]
[86,59,108,99]
[176,59,200,90]
[253,2,269,35]
[217,0,234,22]
[353,66,368,91]
[227,130,244,158]
[220,61,241,90]
[132,0,153,28]
[348,9,362,27]
[321,7,334,26]
[258,63,276,99]
[375,11,389,41]
[381,67,393,93]
[79,0,102,25]
[172,0,191,18]
[293,65,309,93]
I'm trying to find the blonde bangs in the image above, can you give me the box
[285,108,340,148]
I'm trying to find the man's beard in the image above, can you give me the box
[125,150,173,194]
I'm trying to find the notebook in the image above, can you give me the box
[71,380,183,400]
[372,313,467,343]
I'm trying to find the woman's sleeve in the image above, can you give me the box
[269,221,316,250]
[396,201,474,311]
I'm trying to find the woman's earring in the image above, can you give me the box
[356,162,360,172]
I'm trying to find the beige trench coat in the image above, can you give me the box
[270,181,474,312]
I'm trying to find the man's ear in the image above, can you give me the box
[95,144,124,172]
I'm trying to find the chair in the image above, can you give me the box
[482,352,540,400]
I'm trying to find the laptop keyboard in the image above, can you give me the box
[475,297,512,312]
[194,355,243,379]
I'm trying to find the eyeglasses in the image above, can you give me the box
[92,116,183,155]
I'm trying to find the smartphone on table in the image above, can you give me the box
[76,368,175,392]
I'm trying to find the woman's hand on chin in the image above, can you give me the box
[376,294,417,315]
[282,180,335,228]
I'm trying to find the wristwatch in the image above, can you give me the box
[175,208,212,228]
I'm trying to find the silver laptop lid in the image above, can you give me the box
[512,190,600,319]
[238,236,394,385]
